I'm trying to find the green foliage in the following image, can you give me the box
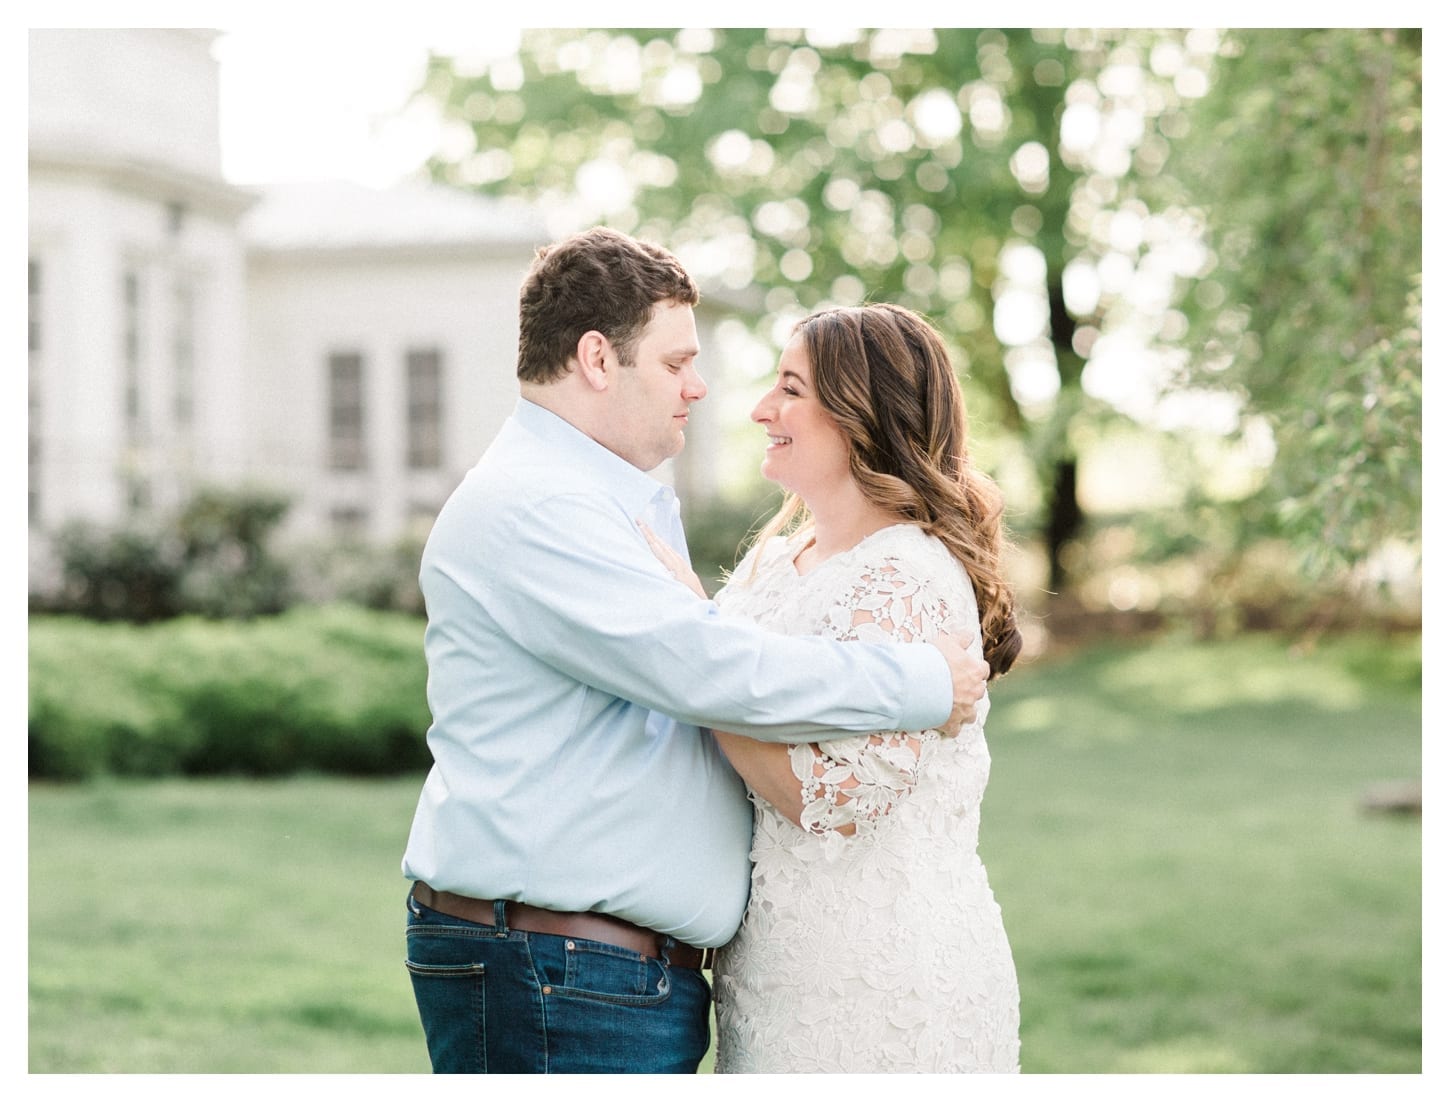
[1056,503,1419,642]
[174,488,295,617]
[414,29,1208,588]
[38,487,297,622]
[42,522,186,623]
[416,29,1422,598]
[291,535,428,615]
[28,606,431,780]
[1165,30,1422,575]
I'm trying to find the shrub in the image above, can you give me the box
[28,606,433,780]
[33,487,296,622]
[40,523,186,622]
[289,536,427,615]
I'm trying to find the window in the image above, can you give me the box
[28,259,41,354]
[173,280,196,429]
[123,269,143,443]
[121,267,149,511]
[328,351,366,470]
[406,347,443,470]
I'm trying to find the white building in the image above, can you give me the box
[28,28,558,559]
[240,179,546,544]
[28,29,258,532]
[28,28,747,577]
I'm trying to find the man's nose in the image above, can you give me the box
[683,365,707,401]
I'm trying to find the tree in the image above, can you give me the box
[411,28,1213,594]
[1155,29,1422,579]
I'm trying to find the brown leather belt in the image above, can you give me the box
[411,882,715,971]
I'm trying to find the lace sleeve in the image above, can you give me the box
[793,559,954,835]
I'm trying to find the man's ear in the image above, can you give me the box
[574,330,611,392]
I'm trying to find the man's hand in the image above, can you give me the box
[929,634,991,735]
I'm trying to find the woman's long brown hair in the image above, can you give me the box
[749,303,1022,678]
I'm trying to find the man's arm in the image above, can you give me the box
[638,519,988,736]
[451,493,969,742]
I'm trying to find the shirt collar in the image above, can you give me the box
[512,397,678,518]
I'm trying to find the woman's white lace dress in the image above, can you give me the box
[712,524,1020,1073]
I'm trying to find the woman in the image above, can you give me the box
[645,303,1022,1073]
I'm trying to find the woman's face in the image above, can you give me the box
[751,334,853,502]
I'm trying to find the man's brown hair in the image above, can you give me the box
[517,227,699,384]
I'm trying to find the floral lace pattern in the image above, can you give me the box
[792,559,947,834]
[712,524,1020,1073]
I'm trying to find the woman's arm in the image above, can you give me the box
[637,521,709,599]
[711,727,930,838]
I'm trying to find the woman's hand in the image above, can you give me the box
[637,521,709,600]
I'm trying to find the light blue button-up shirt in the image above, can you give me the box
[401,399,952,947]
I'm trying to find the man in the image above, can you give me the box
[401,227,990,1074]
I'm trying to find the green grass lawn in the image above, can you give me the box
[982,632,1422,1073]
[28,632,1420,1073]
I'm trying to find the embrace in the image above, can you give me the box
[400,227,1022,1073]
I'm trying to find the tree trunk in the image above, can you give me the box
[1043,274,1085,596]
[1044,458,1082,595]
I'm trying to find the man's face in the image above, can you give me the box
[606,300,706,471]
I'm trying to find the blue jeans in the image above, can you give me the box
[404,890,712,1073]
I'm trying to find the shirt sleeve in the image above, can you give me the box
[790,557,973,834]
[433,491,952,743]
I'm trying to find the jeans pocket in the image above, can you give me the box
[406,933,490,1073]
[557,937,671,1007]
